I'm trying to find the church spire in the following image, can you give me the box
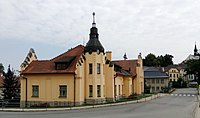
[84,12,104,54]
[194,42,198,56]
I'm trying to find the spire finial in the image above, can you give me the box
[93,12,95,23]
[123,53,128,60]
[92,12,96,27]
[194,42,198,56]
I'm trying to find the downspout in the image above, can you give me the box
[21,76,27,108]
[74,73,76,106]
[25,77,27,107]
[114,74,116,101]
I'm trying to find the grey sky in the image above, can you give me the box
[0,0,199,70]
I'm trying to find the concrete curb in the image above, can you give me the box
[0,93,168,112]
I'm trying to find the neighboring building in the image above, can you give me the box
[183,43,200,63]
[165,65,181,82]
[20,13,144,108]
[144,67,169,93]
[181,43,200,82]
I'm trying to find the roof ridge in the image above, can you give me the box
[50,45,84,61]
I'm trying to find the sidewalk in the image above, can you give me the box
[195,90,200,118]
[0,93,168,112]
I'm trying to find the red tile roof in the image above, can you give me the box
[113,60,138,77]
[22,45,84,74]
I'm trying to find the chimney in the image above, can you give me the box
[106,51,112,61]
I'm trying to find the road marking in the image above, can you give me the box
[192,95,195,97]
[187,94,190,96]
[179,94,182,96]
[175,94,178,96]
[183,94,186,96]
[171,94,173,96]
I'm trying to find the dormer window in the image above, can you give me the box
[54,56,76,70]
[56,63,68,70]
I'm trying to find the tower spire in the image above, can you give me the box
[92,12,96,27]
[84,12,104,54]
[194,42,198,56]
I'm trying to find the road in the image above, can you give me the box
[0,88,198,118]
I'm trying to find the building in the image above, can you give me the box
[182,43,200,82]
[144,67,169,93]
[20,13,144,107]
[165,65,181,82]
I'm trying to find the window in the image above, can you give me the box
[170,74,172,77]
[56,63,67,70]
[177,74,179,78]
[156,79,159,84]
[170,79,172,81]
[59,85,67,97]
[89,85,93,97]
[32,85,39,97]
[173,74,175,77]
[89,63,93,74]
[152,86,155,92]
[156,86,159,91]
[152,79,155,84]
[161,79,164,84]
[97,85,101,97]
[97,63,101,74]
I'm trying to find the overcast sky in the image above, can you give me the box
[0,0,200,71]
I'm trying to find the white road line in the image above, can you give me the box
[183,94,186,96]
[192,95,195,97]
[171,94,173,96]
[175,94,178,96]
[179,94,182,96]
[187,94,190,96]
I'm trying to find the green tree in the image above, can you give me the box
[3,65,20,100]
[0,63,4,73]
[143,53,159,67]
[144,53,174,67]
[185,59,200,84]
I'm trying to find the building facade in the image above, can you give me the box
[20,13,144,107]
[144,67,169,93]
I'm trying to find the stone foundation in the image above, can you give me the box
[85,98,106,104]
[20,101,84,108]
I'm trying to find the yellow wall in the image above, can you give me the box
[123,77,132,97]
[21,74,76,102]
[133,56,144,94]
[84,52,105,100]
[104,64,115,99]
[115,75,123,97]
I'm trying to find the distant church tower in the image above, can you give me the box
[84,12,105,104]
[194,42,198,56]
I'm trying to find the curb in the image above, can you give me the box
[0,93,168,112]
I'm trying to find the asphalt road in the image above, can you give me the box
[0,88,198,118]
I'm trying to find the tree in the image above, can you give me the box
[0,63,4,73]
[143,53,159,67]
[185,59,200,84]
[143,53,174,67]
[3,65,20,100]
